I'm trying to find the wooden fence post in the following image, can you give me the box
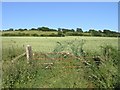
[26,45,33,63]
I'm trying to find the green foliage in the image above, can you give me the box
[2,32,31,36]
[8,28,14,31]
[88,29,102,36]
[58,30,65,37]
[2,27,120,37]
[2,37,119,88]
[85,45,119,88]
[31,33,39,36]
[52,39,119,88]
[53,39,86,57]
[76,28,83,33]
[2,58,38,88]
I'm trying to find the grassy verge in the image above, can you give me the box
[2,38,119,88]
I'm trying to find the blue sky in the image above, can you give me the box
[2,2,118,31]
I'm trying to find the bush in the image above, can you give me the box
[53,40,119,88]
[31,33,39,36]
[2,39,119,88]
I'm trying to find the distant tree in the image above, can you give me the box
[88,29,101,36]
[58,28,62,32]
[58,28,64,36]
[30,28,36,30]
[41,27,50,31]
[76,28,83,33]
[84,31,88,33]
[49,29,57,31]
[61,28,73,33]
[103,29,111,34]
[3,26,120,37]
[18,28,24,31]
[37,27,50,31]
[24,29,28,31]
[71,29,75,32]
[98,30,102,33]
[103,29,111,37]
[37,27,42,31]
[31,33,39,36]
[8,28,14,31]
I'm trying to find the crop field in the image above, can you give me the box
[2,36,120,88]
[2,36,118,52]
[2,30,58,36]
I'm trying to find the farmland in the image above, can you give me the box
[2,36,118,52]
[2,36,120,88]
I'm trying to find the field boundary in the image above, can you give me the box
[10,45,104,67]
[11,52,26,63]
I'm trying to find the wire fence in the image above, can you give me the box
[10,45,104,69]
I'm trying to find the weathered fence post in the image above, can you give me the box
[26,45,33,64]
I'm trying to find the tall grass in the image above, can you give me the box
[2,45,39,88]
[2,39,119,88]
[52,39,119,88]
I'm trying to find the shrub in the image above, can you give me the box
[53,40,119,88]
[31,33,39,36]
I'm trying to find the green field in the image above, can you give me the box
[2,36,118,52]
[2,30,58,36]
[2,36,119,88]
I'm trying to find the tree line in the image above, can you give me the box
[2,27,120,37]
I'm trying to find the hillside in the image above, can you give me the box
[1,27,120,37]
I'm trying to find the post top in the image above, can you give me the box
[27,45,31,47]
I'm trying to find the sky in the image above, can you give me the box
[2,2,118,31]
